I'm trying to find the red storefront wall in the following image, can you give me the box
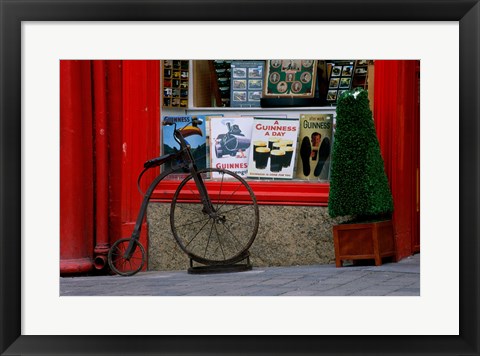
[60,60,159,274]
[374,60,421,260]
[60,60,419,275]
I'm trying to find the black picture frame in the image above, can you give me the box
[263,60,318,98]
[1,0,478,355]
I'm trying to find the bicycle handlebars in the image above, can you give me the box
[143,117,203,170]
[165,117,203,148]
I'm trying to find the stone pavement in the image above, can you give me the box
[60,253,420,296]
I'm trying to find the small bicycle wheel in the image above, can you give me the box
[171,168,259,265]
[108,238,146,276]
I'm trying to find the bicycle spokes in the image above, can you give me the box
[107,238,146,276]
[171,168,259,265]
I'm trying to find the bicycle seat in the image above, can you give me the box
[144,153,177,168]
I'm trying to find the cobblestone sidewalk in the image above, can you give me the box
[60,253,420,296]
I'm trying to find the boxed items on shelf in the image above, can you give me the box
[213,60,232,107]
[163,60,189,108]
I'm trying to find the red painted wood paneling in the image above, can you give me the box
[106,61,124,248]
[374,60,420,260]
[92,61,110,269]
[120,61,160,262]
[60,60,160,275]
[60,60,95,274]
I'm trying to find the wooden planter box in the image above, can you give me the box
[333,220,396,267]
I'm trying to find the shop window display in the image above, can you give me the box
[158,59,374,205]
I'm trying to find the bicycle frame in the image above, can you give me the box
[122,120,214,259]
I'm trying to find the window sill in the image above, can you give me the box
[150,180,329,206]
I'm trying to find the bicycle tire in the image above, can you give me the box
[108,238,146,276]
[170,168,259,265]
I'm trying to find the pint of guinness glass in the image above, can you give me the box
[279,139,293,147]
[253,140,267,162]
[270,149,285,172]
[268,138,280,151]
[255,147,270,169]
[282,146,294,168]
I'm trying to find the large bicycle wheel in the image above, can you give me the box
[171,168,259,265]
[108,238,146,276]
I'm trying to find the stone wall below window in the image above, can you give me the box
[147,203,347,271]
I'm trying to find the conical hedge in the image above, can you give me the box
[328,88,393,219]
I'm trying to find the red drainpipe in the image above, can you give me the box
[92,61,110,269]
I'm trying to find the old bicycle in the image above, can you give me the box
[107,117,259,276]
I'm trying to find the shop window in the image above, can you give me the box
[152,60,374,206]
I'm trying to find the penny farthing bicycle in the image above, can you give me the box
[107,117,259,276]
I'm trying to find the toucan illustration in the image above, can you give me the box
[179,117,203,138]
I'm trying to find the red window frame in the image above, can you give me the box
[150,180,329,206]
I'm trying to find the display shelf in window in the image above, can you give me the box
[162,60,189,108]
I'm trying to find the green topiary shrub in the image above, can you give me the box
[328,88,393,221]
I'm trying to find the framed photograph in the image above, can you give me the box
[249,91,262,101]
[248,67,263,78]
[327,89,338,101]
[339,77,351,88]
[233,79,247,89]
[232,91,247,101]
[263,59,317,97]
[331,65,342,76]
[342,65,353,76]
[230,60,265,107]
[232,67,247,78]
[326,60,355,103]
[329,77,340,88]
[3,1,478,356]
[249,79,262,90]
